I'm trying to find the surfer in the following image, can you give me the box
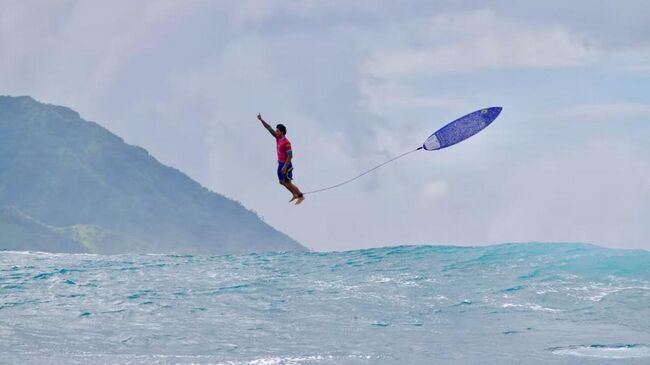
[256,113,305,205]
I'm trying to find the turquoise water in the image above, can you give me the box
[1,243,649,364]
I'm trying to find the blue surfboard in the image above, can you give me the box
[422,107,502,151]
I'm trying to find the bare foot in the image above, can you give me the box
[294,196,305,205]
[289,195,298,203]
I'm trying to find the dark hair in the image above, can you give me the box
[276,124,287,135]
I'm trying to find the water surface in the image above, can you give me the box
[1,243,649,364]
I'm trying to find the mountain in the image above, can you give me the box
[0,95,306,254]
[0,206,86,253]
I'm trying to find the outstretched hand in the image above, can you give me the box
[257,113,275,137]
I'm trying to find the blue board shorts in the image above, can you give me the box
[277,161,293,182]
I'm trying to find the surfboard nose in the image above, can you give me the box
[484,107,502,122]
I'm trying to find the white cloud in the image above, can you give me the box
[552,103,650,121]
[421,179,449,201]
[488,140,650,248]
[363,10,598,77]
[628,65,650,73]
[628,64,650,72]
[360,78,466,115]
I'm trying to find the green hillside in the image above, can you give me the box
[0,95,305,254]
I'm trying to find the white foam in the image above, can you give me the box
[501,303,559,312]
[551,345,650,359]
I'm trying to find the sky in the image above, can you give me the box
[1,0,649,251]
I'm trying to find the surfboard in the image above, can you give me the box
[422,107,502,151]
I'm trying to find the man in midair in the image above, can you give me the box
[256,113,305,205]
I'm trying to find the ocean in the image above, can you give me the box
[1,243,649,364]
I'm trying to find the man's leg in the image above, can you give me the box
[280,180,304,204]
[285,181,305,204]
[280,181,298,199]
[285,181,302,196]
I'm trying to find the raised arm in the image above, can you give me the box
[257,113,276,137]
